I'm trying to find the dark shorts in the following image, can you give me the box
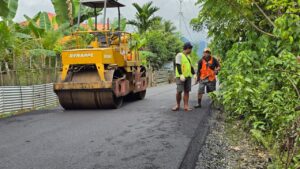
[198,79,216,94]
[176,77,192,93]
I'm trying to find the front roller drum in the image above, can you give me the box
[56,90,123,110]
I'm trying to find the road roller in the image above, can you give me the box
[53,0,147,109]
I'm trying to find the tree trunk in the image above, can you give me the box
[4,62,11,84]
[0,64,3,86]
[49,57,51,68]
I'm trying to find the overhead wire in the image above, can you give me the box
[182,15,195,42]
[180,1,196,42]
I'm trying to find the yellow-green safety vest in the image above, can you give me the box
[176,53,192,78]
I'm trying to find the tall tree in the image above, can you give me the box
[127,2,161,34]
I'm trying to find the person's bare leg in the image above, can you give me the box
[198,93,203,106]
[183,91,192,111]
[176,92,182,108]
[172,92,182,111]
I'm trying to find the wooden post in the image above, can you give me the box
[17,70,24,109]
[47,56,51,83]
[54,56,57,82]
[26,68,29,86]
[0,64,3,86]
[4,62,11,85]
[49,56,51,68]
[13,53,16,70]
[148,69,152,88]
[152,70,156,87]
[43,55,46,68]
[29,56,32,69]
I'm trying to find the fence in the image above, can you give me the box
[0,68,60,86]
[0,83,58,115]
[148,70,175,87]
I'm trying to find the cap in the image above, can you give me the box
[183,42,193,50]
[204,48,211,53]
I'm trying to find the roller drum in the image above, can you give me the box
[55,70,123,109]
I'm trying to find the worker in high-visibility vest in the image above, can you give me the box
[194,48,220,108]
[172,42,197,112]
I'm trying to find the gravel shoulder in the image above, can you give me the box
[195,108,269,169]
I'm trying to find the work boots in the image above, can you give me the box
[194,99,202,109]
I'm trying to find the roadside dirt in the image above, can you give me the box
[195,109,269,169]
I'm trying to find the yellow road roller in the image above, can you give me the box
[54,0,147,109]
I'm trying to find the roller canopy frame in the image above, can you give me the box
[80,0,125,8]
[77,0,124,31]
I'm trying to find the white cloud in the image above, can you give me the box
[14,0,54,22]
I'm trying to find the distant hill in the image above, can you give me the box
[198,40,207,57]
[180,37,189,43]
[181,37,207,58]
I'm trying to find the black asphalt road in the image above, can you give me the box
[0,84,211,169]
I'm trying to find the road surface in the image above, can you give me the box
[0,84,211,169]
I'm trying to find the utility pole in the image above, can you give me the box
[179,0,183,33]
[178,0,194,42]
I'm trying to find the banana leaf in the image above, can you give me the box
[39,12,51,31]
[0,0,19,19]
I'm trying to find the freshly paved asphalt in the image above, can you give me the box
[0,84,211,169]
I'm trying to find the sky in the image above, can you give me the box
[14,0,208,43]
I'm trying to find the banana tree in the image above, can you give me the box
[0,0,19,20]
[0,0,19,70]
[39,12,52,31]
[51,0,101,27]
[24,13,45,38]
[19,12,69,69]
[111,17,127,31]
[0,20,35,70]
[0,21,15,63]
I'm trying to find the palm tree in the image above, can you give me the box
[163,20,176,33]
[127,2,161,34]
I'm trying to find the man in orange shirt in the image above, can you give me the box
[194,48,220,108]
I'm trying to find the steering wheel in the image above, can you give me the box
[110,32,121,42]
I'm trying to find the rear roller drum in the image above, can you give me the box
[56,90,123,110]
[55,69,124,110]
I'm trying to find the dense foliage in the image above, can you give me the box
[0,0,100,73]
[144,27,183,69]
[192,0,300,168]
[128,2,184,70]
[0,0,105,86]
[0,0,184,73]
